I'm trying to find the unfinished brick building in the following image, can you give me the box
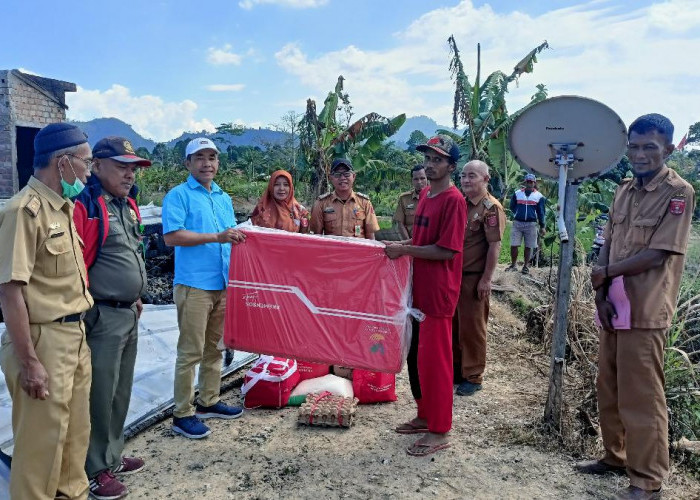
[0,69,76,198]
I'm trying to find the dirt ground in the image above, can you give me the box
[121,267,700,500]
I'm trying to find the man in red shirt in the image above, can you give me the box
[385,135,467,456]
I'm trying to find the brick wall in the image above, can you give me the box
[0,70,12,198]
[0,71,68,197]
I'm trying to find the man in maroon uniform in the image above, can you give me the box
[385,135,467,456]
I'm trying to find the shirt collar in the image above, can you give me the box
[332,190,356,203]
[466,191,487,207]
[187,174,222,193]
[27,176,68,211]
[412,190,420,200]
[631,165,669,192]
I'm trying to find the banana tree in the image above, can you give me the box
[299,76,406,197]
[444,36,549,201]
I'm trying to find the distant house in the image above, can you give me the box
[0,69,77,198]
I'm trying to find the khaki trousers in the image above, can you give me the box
[598,327,669,491]
[0,322,91,500]
[84,304,139,477]
[173,285,226,418]
[452,273,489,384]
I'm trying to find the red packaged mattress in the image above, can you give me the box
[224,225,412,373]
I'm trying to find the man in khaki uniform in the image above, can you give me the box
[576,114,694,500]
[0,123,94,499]
[310,158,380,239]
[452,160,506,396]
[393,164,428,239]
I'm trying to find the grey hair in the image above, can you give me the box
[463,159,490,178]
[34,144,85,170]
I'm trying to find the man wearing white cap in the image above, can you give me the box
[162,138,246,439]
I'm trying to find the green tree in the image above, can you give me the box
[445,36,549,200]
[406,130,428,152]
[687,120,700,146]
[299,76,406,196]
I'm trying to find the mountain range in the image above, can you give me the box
[69,115,460,152]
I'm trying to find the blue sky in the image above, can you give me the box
[3,0,699,143]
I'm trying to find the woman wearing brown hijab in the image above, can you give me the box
[250,170,309,233]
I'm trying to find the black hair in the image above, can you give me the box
[411,164,425,173]
[628,113,674,144]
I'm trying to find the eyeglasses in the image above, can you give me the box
[331,172,353,179]
[64,154,94,169]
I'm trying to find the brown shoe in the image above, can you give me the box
[612,486,662,500]
[574,459,626,476]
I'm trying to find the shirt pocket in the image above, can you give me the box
[322,212,338,231]
[43,234,74,277]
[631,216,660,246]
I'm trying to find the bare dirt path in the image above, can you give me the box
[121,275,700,499]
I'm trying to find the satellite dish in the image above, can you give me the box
[508,95,627,182]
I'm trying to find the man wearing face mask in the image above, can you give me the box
[73,137,151,499]
[0,122,94,499]
[507,173,546,274]
[576,114,694,500]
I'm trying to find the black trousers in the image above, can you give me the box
[407,318,421,400]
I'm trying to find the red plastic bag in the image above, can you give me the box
[295,360,330,382]
[241,356,300,409]
[352,369,397,404]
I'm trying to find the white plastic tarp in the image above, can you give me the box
[0,304,255,452]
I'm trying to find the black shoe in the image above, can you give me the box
[505,264,517,272]
[574,459,626,476]
[456,381,482,396]
[612,486,662,500]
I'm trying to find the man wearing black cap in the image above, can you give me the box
[73,137,151,499]
[0,122,94,499]
[310,158,380,239]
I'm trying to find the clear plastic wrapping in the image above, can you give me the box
[224,224,413,373]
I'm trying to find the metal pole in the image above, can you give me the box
[544,181,579,431]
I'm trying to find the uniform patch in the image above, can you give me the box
[23,195,41,217]
[323,207,335,213]
[129,208,138,222]
[486,215,498,227]
[669,197,686,215]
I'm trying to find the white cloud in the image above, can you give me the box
[206,84,246,92]
[275,0,700,137]
[66,84,216,142]
[207,44,243,65]
[239,0,327,10]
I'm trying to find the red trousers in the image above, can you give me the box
[415,315,453,433]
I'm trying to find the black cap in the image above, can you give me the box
[331,158,354,172]
[33,122,88,168]
[93,136,151,167]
